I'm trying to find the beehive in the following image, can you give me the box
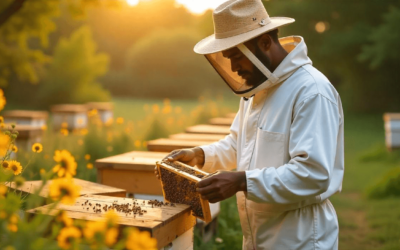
[9,178,126,201]
[157,161,212,223]
[86,102,114,124]
[147,138,216,152]
[209,117,234,126]
[27,194,196,249]
[95,151,166,199]
[185,124,230,135]
[383,113,400,150]
[169,133,226,142]
[2,124,43,153]
[2,110,48,128]
[50,104,88,130]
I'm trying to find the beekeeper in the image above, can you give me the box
[157,0,344,249]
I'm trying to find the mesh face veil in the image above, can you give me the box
[204,43,278,98]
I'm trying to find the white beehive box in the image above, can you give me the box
[383,113,400,150]
[86,102,114,124]
[50,104,88,130]
[2,110,48,128]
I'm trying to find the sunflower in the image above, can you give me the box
[83,220,106,243]
[116,117,124,124]
[1,160,9,170]
[0,116,3,123]
[105,227,118,247]
[8,160,22,175]
[7,214,18,232]
[57,226,81,249]
[11,145,17,153]
[84,154,90,160]
[57,211,73,227]
[125,228,157,250]
[0,132,10,157]
[0,89,6,112]
[49,178,81,205]
[0,185,7,198]
[53,150,77,178]
[32,143,43,153]
[60,128,69,136]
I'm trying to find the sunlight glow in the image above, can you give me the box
[175,0,229,14]
[127,0,139,6]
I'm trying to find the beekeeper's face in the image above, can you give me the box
[204,33,273,95]
[222,38,272,87]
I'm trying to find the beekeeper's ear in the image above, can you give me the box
[258,33,272,51]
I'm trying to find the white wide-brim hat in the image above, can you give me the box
[194,0,295,55]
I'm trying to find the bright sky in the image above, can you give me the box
[126,0,229,15]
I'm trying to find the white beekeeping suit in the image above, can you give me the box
[193,1,344,249]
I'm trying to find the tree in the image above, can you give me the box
[37,25,110,107]
[104,28,225,99]
[0,0,118,87]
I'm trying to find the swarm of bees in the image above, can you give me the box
[79,199,175,218]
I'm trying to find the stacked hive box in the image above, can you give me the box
[2,124,43,154]
[383,113,400,150]
[50,104,88,131]
[95,151,167,201]
[86,102,114,124]
[2,110,48,128]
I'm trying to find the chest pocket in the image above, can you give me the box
[249,128,285,170]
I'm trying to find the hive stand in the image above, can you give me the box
[383,113,400,150]
[185,125,230,135]
[147,138,218,152]
[2,110,48,128]
[27,194,196,250]
[169,133,225,142]
[9,178,126,201]
[208,117,234,126]
[50,104,88,131]
[86,102,114,124]
[95,151,167,200]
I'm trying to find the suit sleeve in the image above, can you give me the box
[245,94,341,204]
[198,103,241,173]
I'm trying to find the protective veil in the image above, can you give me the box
[204,39,295,98]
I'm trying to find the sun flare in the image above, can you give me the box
[126,0,229,14]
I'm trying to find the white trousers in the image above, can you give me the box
[241,199,339,250]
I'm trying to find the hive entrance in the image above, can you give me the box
[157,161,212,222]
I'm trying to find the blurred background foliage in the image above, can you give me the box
[1,0,399,111]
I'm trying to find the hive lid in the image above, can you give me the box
[156,161,212,223]
[50,104,88,113]
[86,102,114,111]
[3,110,49,119]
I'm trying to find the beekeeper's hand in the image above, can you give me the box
[196,170,247,203]
[154,147,205,179]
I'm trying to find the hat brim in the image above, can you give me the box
[194,17,295,55]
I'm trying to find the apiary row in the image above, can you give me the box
[17,111,236,249]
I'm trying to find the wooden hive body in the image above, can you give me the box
[27,194,196,249]
[157,161,212,223]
